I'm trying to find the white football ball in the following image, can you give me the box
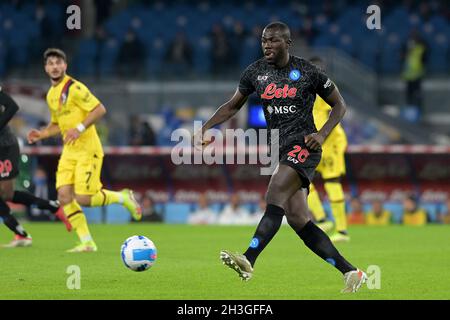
[121,235,157,272]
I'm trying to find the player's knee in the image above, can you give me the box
[265,181,286,205]
[0,184,14,201]
[75,194,91,207]
[57,191,73,206]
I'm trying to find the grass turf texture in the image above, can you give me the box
[0,223,449,300]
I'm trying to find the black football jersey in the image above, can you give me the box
[239,55,335,149]
[0,88,18,147]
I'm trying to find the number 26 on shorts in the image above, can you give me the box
[287,145,310,163]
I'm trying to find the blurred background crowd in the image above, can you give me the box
[1,0,449,226]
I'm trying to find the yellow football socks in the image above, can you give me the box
[90,189,124,207]
[64,200,93,243]
[324,182,347,233]
[308,184,327,222]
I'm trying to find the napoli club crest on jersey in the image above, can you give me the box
[289,69,301,81]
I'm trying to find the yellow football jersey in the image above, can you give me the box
[313,95,346,141]
[366,210,391,226]
[403,209,427,226]
[46,75,103,156]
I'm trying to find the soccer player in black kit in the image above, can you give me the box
[194,22,367,292]
[0,87,71,247]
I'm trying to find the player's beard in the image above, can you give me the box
[51,73,64,83]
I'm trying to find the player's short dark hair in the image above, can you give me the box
[264,21,291,40]
[43,48,67,64]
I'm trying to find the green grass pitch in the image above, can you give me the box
[0,223,449,300]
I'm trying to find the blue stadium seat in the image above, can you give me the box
[74,38,98,76]
[427,34,449,74]
[193,36,211,74]
[240,37,260,69]
[362,203,372,213]
[154,203,165,216]
[105,204,131,224]
[312,33,334,48]
[210,203,223,214]
[313,14,330,33]
[429,15,448,32]
[98,38,120,77]
[242,203,255,214]
[422,203,439,223]
[337,34,355,56]
[164,203,192,224]
[82,207,103,224]
[356,37,379,70]
[145,38,167,76]
[383,202,404,223]
[380,33,403,74]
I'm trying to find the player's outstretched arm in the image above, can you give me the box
[27,123,60,144]
[64,104,106,145]
[203,89,248,131]
[305,86,346,150]
[193,89,248,147]
[0,90,19,131]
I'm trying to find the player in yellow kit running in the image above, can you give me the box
[308,57,349,243]
[27,48,142,252]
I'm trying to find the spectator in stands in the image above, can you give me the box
[94,0,113,27]
[438,198,450,224]
[347,197,365,225]
[401,30,427,116]
[366,200,392,226]
[140,121,156,146]
[165,32,193,75]
[139,194,163,223]
[188,193,217,225]
[298,16,317,45]
[230,21,247,57]
[118,30,146,77]
[94,26,108,73]
[129,115,156,146]
[218,193,250,225]
[210,24,233,74]
[36,2,60,50]
[402,194,427,226]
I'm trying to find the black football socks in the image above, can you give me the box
[296,221,355,274]
[0,198,28,237]
[12,191,59,213]
[244,204,285,266]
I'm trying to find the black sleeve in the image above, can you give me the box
[238,65,256,96]
[310,63,336,100]
[0,89,19,131]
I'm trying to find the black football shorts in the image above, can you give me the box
[279,141,322,190]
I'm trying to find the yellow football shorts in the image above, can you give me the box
[315,134,347,180]
[56,151,103,195]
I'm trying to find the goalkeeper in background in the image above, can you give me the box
[27,48,142,253]
[307,56,350,243]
